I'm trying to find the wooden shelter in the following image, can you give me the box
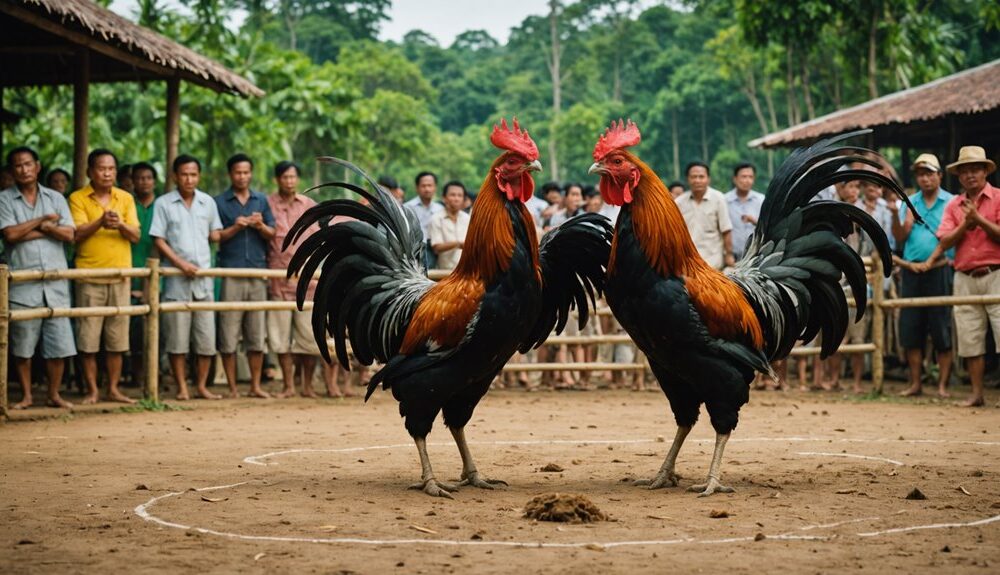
[0,0,263,187]
[749,58,1000,186]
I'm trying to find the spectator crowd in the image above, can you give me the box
[1,144,998,409]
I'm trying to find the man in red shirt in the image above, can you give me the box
[918,146,1000,407]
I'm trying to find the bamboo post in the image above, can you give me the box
[871,256,885,395]
[165,78,180,192]
[0,264,9,422]
[72,49,90,189]
[145,258,160,402]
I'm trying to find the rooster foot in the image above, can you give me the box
[457,471,508,490]
[408,478,458,499]
[633,470,680,489]
[687,477,734,497]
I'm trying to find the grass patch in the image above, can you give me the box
[120,398,189,413]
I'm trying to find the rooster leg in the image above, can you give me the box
[408,436,459,498]
[634,425,691,489]
[450,426,508,489]
[687,432,735,497]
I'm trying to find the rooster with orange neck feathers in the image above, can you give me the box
[590,120,915,496]
[286,119,612,498]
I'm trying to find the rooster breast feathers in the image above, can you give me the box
[726,131,919,360]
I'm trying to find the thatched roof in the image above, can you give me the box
[0,0,263,97]
[749,58,1000,149]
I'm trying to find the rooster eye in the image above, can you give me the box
[614,158,622,165]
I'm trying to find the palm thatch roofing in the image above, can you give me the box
[749,58,1000,151]
[0,0,263,97]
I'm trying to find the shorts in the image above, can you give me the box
[10,302,76,359]
[162,293,216,356]
[953,269,1000,358]
[845,312,871,345]
[267,308,322,356]
[898,267,953,351]
[75,280,130,353]
[217,277,267,353]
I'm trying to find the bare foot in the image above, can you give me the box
[342,386,356,398]
[228,391,241,399]
[196,389,222,400]
[821,380,841,392]
[106,391,136,404]
[81,394,99,405]
[277,388,296,399]
[852,385,865,395]
[175,391,190,401]
[937,388,951,398]
[248,388,271,399]
[300,389,319,399]
[958,397,984,407]
[12,397,32,410]
[47,396,74,409]
[899,386,922,397]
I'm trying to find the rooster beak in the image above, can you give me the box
[525,159,542,173]
[588,161,605,175]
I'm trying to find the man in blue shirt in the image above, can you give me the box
[724,162,765,261]
[890,153,954,398]
[215,154,275,399]
[150,154,223,401]
[0,147,77,409]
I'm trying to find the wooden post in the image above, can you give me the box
[165,78,180,192]
[871,256,885,395]
[72,49,90,189]
[145,258,160,402]
[0,264,9,422]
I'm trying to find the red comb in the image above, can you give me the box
[490,118,539,161]
[593,119,641,161]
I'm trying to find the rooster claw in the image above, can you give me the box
[408,478,458,498]
[687,477,734,497]
[633,471,680,489]
[458,471,508,490]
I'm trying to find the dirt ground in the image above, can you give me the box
[2,384,999,574]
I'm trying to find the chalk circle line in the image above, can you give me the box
[134,436,1000,549]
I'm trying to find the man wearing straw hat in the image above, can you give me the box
[890,153,954,398]
[917,146,1000,407]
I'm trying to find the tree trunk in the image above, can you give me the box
[763,75,779,131]
[700,105,708,161]
[743,69,769,137]
[546,0,562,181]
[671,108,679,181]
[868,6,879,99]
[785,45,800,126]
[800,51,815,120]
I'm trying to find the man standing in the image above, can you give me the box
[429,180,471,271]
[215,154,275,399]
[724,163,765,261]
[676,161,734,270]
[129,161,158,388]
[918,146,1000,407]
[0,147,76,409]
[267,161,326,398]
[404,171,444,269]
[69,149,140,404]
[150,155,222,401]
[890,154,954,398]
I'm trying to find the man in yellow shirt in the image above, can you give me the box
[69,149,139,404]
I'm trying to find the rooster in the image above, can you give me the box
[286,119,612,498]
[589,121,916,496]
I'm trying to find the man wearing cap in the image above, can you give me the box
[916,146,1000,407]
[889,154,954,398]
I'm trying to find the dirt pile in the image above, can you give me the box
[523,493,608,523]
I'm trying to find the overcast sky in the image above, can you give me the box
[109,0,551,47]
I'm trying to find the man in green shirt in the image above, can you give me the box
[129,161,158,387]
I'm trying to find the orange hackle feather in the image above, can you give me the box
[613,151,764,349]
[400,154,541,354]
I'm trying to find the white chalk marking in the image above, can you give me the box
[795,452,905,466]
[858,514,1000,537]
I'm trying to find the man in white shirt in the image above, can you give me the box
[428,181,471,271]
[403,171,444,269]
[676,161,734,270]
[724,163,765,261]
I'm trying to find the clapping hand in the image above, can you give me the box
[103,210,122,229]
[961,199,981,229]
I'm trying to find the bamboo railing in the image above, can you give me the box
[0,255,995,421]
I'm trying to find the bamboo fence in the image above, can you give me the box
[1,256,997,421]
